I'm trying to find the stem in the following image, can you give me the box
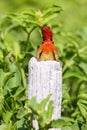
[26,26,37,43]
[23,26,37,51]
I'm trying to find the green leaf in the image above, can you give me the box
[51,118,71,128]
[45,100,54,122]
[0,69,15,88]
[43,5,63,18]
[22,9,35,17]
[63,89,70,100]
[16,108,29,119]
[0,123,14,130]
[81,124,87,130]
[63,69,86,80]
[3,72,15,87]
[14,118,25,129]
[3,111,13,123]
[0,86,4,115]
[77,27,87,41]
[12,42,21,60]
[71,123,79,130]
[29,94,51,116]
[0,124,7,130]
[79,99,87,106]
[62,126,72,130]
[0,49,3,59]
[21,68,27,88]
[79,62,87,76]
[39,94,51,114]
[0,69,5,87]
[28,96,39,115]
[61,117,74,123]
[43,5,63,23]
[39,100,54,127]
[77,102,87,118]
[78,93,87,100]
[5,64,21,90]
[79,54,87,63]
[12,86,25,98]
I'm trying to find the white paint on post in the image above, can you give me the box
[28,57,62,130]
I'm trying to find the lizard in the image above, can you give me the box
[36,26,59,61]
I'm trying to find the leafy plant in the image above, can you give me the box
[0,3,87,130]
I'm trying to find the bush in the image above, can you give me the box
[0,3,87,130]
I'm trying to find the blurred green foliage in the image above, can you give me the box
[0,0,87,130]
[0,0,87,32]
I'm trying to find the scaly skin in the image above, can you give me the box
[36,26,59,61]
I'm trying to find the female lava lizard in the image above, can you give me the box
[36,26,59,61]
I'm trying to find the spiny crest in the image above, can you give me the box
[41,26,53,41]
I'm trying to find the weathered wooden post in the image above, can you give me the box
[28,26,62,130]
